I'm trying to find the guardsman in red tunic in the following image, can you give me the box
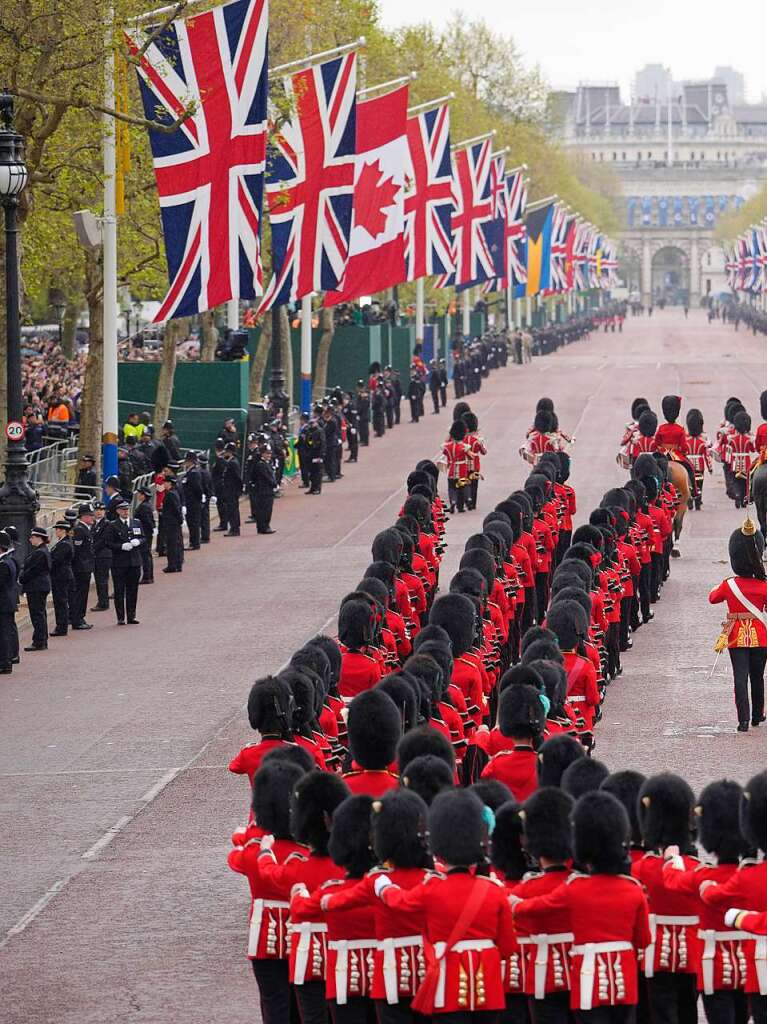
[633,774,701,1024]
[374,789,516,1020]
[481,684,544,800]
[755,391,767,460]
[662,780,750,1020]
[443,419,471,514]
[291,795,378,1022]
[656,394,698,499]
[227,760,307,1024]
[522,410,559,466]
[342,689,401,797]
[618,397,650,468]
[726,411,757,509]
[430,594,487,727]
[338,598,383,701]
[709,519,767,730]
[630,409,658,462]
[700,771,767,1021]
[548,599,601,747]
[718,399,744,499]
[229,676,304,793]
[685,408,713,510]
[463,411,487,511]
[513,791,652,1022]
[256,772,349,1024]
[488,802,528,1022]
[320,789,432,1023]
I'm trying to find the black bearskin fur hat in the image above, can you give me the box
[471,779,513,811]
[262,744,315,773]
[347,689,402,770]
[761,391,767,423]
[696,779,749,862]
[491,801,527,881]
[534,410,554,433]
[407,469,432,492]
[741,770,767,852]
[371,528,404,566]
[357,575,391,612]
[521,639,564,665]
[459,549,496,592]
[397,724,455,774]
[522,786,574,862]
[429,593,476,657]
[253,760,305,836]
[429,788,487,866]
[561,758,609,800]
[734,410,752,434]
[493,502,523,539]
[328,795,376,876]
[403,494,431,526]
[728,524,766,580]
[279,666,319,731]
[631,397,649,419]
[364,561,397,600]
[537,733,585,787]
[498,683,545,740]
[686,408,704,436]
[638,410,658,437]
[404,653,447,703]
[499,664,544,694]
[602,486,631,512]
[633,452,661,482]
[526,659,568,711]
[291,771,350,854]
[247,675,294,737]
[484,521,513,556]
[589,507,613,530]
[453,401,471,422]
[411,639,453,688]
[338,598,374,650]
[401,754,454,805]
[550,585,592,621]
[449,419,467,441]
[465,532,496,556]
[308,635,342,689]
[554,560,592,590]
[413,623,451,648]
[463,411,479,432]
[291,645,331,695]
[377,674,419,734]
[415,458,439,484]
[638,773,694,852]
[564,541,599,569]
[662,395,681,423]
[520,626,558,653]
[510,492,535,532]
[450,568,486,605]
[372,789,432,868]
[601,770,646,847]
[573,791,630,874]
[546,599,590,650]
[536,397,555,413]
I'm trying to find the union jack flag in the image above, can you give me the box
[548,204,569,293]
[259,54,357,311]
[404,104,454,281]
[503,171,527,289]
[600,238,619,289]
[436,139,494,290]
[572,222,590,292]
[725,245,739,292]
[126,0,268,323]
[478,153,507,294]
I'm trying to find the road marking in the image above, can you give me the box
[0,880,68,951]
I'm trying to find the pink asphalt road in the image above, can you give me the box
[1,308,764,1022]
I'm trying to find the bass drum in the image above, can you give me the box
[616,450,631,469]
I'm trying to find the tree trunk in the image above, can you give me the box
[312,305,334,401]
[280,305,293,408]
[0,225,8,471]
[249,314,271,403]
[200,308,218,361]
[77,250,104,476]
[61,299,79,359]
[154,318,187,426]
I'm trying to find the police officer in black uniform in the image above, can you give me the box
[50,519,75,636]
[0,530,17,673]
[198,452,212,543]
[221,442,243,536]
[211,439,228,532]
[20,528,51,651]
[305,415,325,495]
[343,392,359,463]
[75,454,98,498]
[134,486,155,582]
[356,380,370,446]
[181,450,203,550]
[249,442,277,535]
[439,359,448,406]
[91,502,112,610]
[160,468,185,570]
[70,504,95,630]
[105,501,143,624]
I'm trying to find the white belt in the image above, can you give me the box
[567,695,586,703]
[248,898,289,957]
[571,941,633,1009]
[518,932,574,999]
[329,938,377,1004]
[381,934,422,1005]
[754,934,767,995]
[433,939,494,1009]
[699,929,744,995]
[290,922,327,985]
[645,915,698,978]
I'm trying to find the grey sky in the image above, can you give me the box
[378,0,767,103]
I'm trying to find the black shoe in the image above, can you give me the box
[90,604,109,611]
[116,619,125,625]
[753,715,766,726]
[0,666,12,674]
[162,567,179,573]
[738,722,750,732]
[50,630,68,637]
[258,528,276,535]
[24,644,47,652]
[139,580,153,585]
[213,525,227,532]
[225,531,240,537]
[11,657,19,664]
[72,622,93,631]
[246,516,258,522]
[127,619,140,625]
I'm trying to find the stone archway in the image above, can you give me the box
[651,245,690,305]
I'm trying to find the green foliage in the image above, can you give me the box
[715,187,767,243]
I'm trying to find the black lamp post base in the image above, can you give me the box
[0,444,39,562]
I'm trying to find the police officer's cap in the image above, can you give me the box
[64,508,78,522]
[138,486,152,498]
[224,442,238,453]
[357,379,364,387]
[54,519,71,531]
[116,500,131,511]
[163,419,174,429]
[82,453,95,462]
[0,530,11,549]
[184,450,198,462]
[247,432,257,443]
[93,501,105,510]
[78,503,94,517]
[198,452,208,464]
[30,527,50,540]
[169,461,182,470]
[106,474,120,489]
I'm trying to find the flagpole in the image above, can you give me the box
[451,129,495,152]
[102,3,119,488]
[462,289,470,339]
[526,194,558,212]
[415,278,425,348]
[269,37,365,78]
[227,299,238,330]
[358,71,416,99]
[407,92,454,116]
[300,294,312,413]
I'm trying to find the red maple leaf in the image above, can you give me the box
[354,159,399,238]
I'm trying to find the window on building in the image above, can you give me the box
[690,152,695,161]
[707,252,712,266]
[612,152,617,160]
[599,152,603,161]
[622,152,626,160]
[648,152,652,159]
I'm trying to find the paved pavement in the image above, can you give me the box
[1,308,765,1022]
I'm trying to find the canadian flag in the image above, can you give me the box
[325,86,408,305]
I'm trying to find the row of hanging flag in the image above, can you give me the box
[126,0,619,323]
[628,195,745,229]
[725,224,767,294]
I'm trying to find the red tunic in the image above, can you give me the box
[562,651,600,731]
[442,440,470,481]
[513,866,574,997]
[701,860,767,994]
[727,433,757,476]
[632,852,701,976]
[229,738,319,787]
[339,649,383,699]
[655,422,688,455]
[228,837,306,959]
[342,765,399,796]
[709,576,767,648]
[480,744,539,801]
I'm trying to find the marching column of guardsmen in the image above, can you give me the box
[224,393,746,1024]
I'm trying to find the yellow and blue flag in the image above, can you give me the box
[524,201,554,297]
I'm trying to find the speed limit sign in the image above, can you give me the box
[5,421,23,441]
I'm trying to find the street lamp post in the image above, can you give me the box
[0,91,38,560]
[269,304,288,418]
[52,299,65,346]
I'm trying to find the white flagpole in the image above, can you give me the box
[102,4,119,486]
[415,278,425,346]
[301,294,312,413]
[227,299,239,330]
[462,289,470,338]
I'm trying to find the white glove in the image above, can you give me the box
[211,496,217,505]
[259,834,275,852]
[374,875,394,899]
[202,495,207,504]
[131,538,141,547]
[182,506,187,516]
[121,542,132,551]
[724,908,746,928]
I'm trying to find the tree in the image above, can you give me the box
[249,316,271,403]
[154,318,188,426]
[77,248,104,473]
[313,306,334,400]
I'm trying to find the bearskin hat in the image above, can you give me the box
[279,667,319,731]
[631,397,649,419]
[463,411,479,432]
[484,509,512,531]
[561,758,609,799]
[633,452,661,482]
[557,557,593,590]
[556,450,571,483]
[453,401,471,422]
[602,487,631,513]
[537,733,585,787]
[364,561,396,600]
[372,528,403,566]
[404,652,446,704]
[536,397,555,413]
[393,524,415,569]
[741,770,767,852]
[564,541,599,569]
[459,549,496,592]
[377,674,419,733]
[328,795,376,876]
[413,644,453,703]
[493,502,523,538]
[291,645,331,695]
[290,771,350,854]
[371,789,431,868]
[728,524,766,579]
[415,459,440,484]
[483,525,510,562]
[534,462,557,488]
[450,568,486,608]
[429,594,476,657]
[247,675,294,737]
[429,788,487,866]
[413,623,451,649]
[521,639,564,665]
[638,773,694,852]
[525,659,568,712]
[406,470,432,495]
[589,507,614,531]
[509,491,535,532]
[397,514,421,542]
[261,744,316,773]
[498,683,546,740]
[498,664,544,694]
[522,786,574,862]
[397,724,455,775]
[490,801,527,880]
[520,626,558,653]
[661,395,682,423]
[338,598,374,650]
[571,524,605,550]
[641,474,659,502]
[546,599,589,650]
[637,409,658,438]
[734,410,752,434]
[696,779,749,862]
[760,391,767,423]
[524,480,545,512]
[725,397,742,420]
[253,760,305,836]
[600,771,646,847]
[573,791,630,874]
[449,419,467,442]
[471,779,513,811]
[465,532,496,557]
[403,494,431,527]
[401,755,454,806]
[357,575,391,613]
[686,408,704,436]
[550,585,592,622]
[347,689,402,770]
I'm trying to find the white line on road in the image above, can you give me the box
[0,880,67,951]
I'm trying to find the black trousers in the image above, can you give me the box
[373,414,386,437]
[575,1008,636,1024]
[729,646,767,724]
[535,572,549,624]
[430,389,440,414]
[650,553,663,601]
[359,418,370,445]
[309,461,323,494]
[156,519,166,555]
[201,500,211,542]
[409,398,420,422]
[619,596,632,649]
[386,404,394,429]
[750,994,767,1024]
[51,577,70,632]
[140,543,153,582]
[0,611,15,668]
[440,385,447,406]
[299,452,311,486]
[254,492,274,532]
[330,999,377,1024]
[375,998,430,1023]
[227,497,241,535]
[702,990,747,1024]
[94,561,111,606]
[251,958,294,1024]
[186,504,202,548]
[72,571,91,625]
[215,491,228,530]
[447,479,466,512]
[468,478,479,510]
[27,590,49,647]
[112,565,140,622]
[295,981,329,1024]
[645,972,698,1024]
[348,431,359,461]
[638,563,652,622]
[528,992,570,1024]
[166,523,185,568]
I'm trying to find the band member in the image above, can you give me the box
[630,410,658,461]
[442,420,471,514]
[655,395,697,497]
[726,412,757,510]
[463,412,486,511]
[685,408,712,510]
[521,410,558,466]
